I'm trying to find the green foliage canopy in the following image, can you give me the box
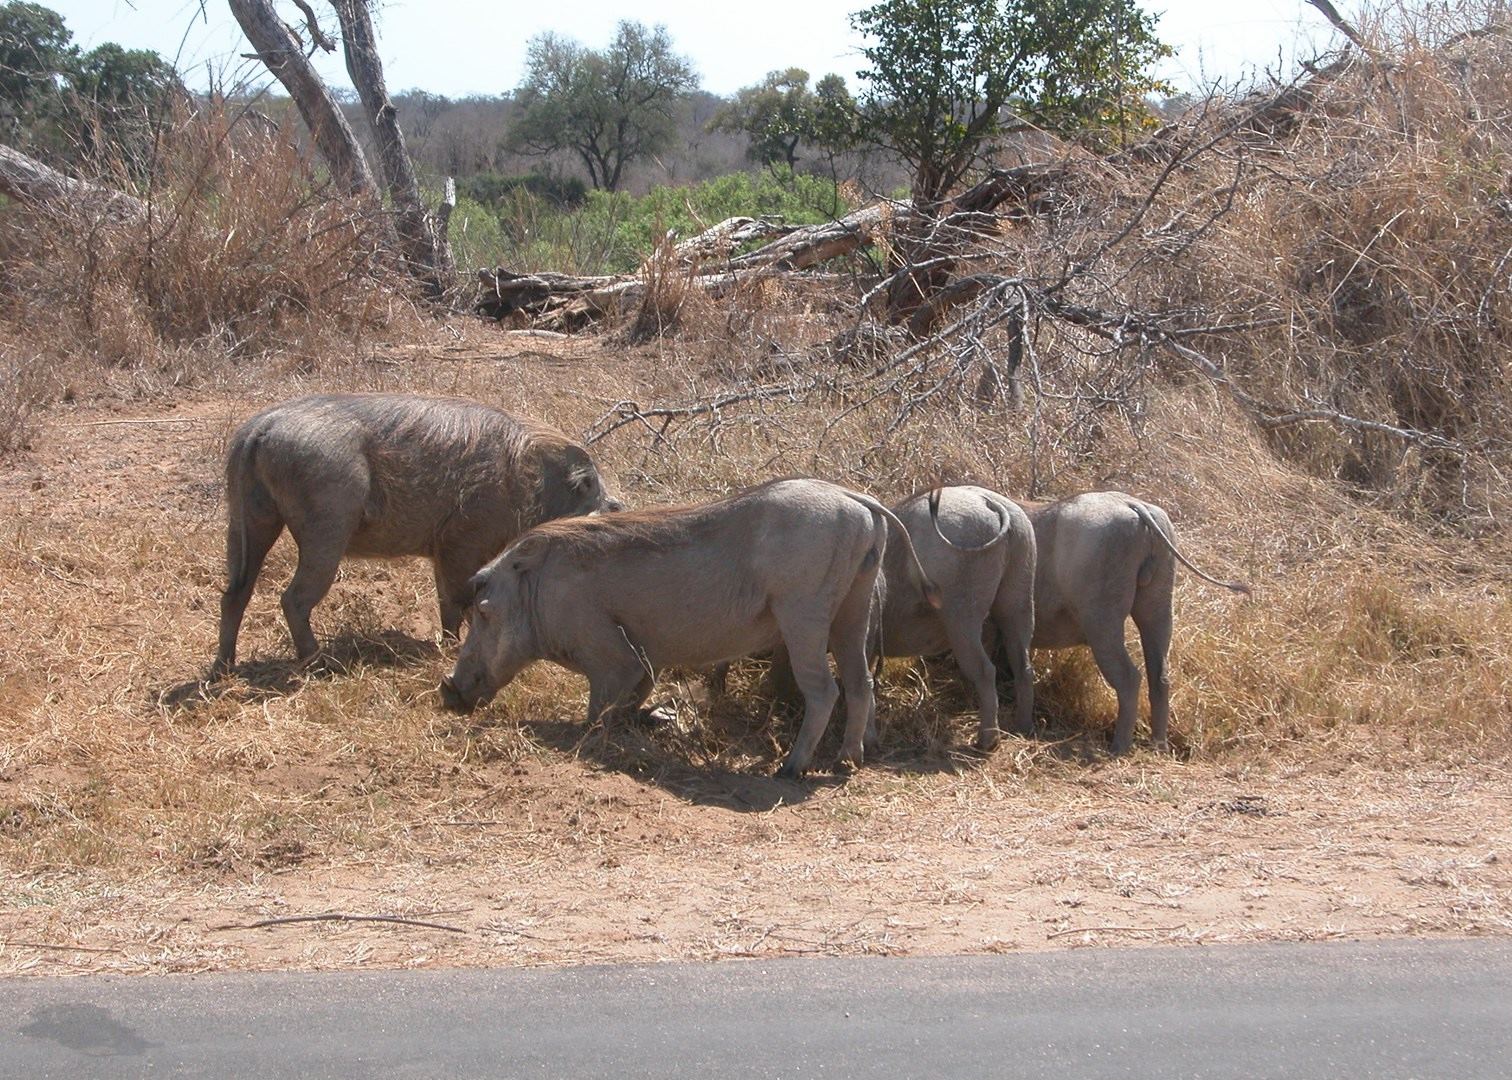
[0,1,180,174]
[509,21,698,192]
[851,0,1170,205]
[0,1,71,135]
[709,68,856,171]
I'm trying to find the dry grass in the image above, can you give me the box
[0,102,427,424]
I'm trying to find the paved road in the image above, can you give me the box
[5,939,1510,1078]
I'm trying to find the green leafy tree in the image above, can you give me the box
[0,2,74,147]
[67,41,182,169]
[710,68,856,171]
[509,21,697,192]
[0,2,180,172]
[851,0,1170,207]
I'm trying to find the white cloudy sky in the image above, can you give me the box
[53,1,1340,97]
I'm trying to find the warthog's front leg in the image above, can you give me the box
[583,623,657,729]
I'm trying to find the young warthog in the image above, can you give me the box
[1025,491,1250,753]
[876,485,1037,751]
[213,393,619,677]
[761,485,1036,753]
[439,478,940,779]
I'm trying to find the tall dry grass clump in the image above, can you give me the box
[0,101,417,408]
[1115,2,1512,532]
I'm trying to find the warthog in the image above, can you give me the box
[875,485,1037,751]
[213,393,619,676]
[761,485,1036,753]
[439,478,940,779]
[1025,491,1250,753]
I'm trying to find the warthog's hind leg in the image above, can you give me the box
[829,571,878,770]
[280,507,362,661]
[993,555,1037,738]
[214,503,284,678]
[772,609,840,780]
[1085,619,1142,754]
[943,613,1000,752]
[1133,585,1175,751]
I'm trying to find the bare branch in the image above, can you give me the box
[291,0,335,51]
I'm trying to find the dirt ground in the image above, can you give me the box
[6,756,1511,976]
[2,347,1509,977]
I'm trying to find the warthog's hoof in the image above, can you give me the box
[974,729,1002,753]
[833,754,861,776]
[774,761,804,781]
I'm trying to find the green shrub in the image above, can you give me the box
[464,169,853,275]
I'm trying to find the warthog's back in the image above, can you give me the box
[1026,491,1160,648]
[526,479,886,668]
[230,393,565,558]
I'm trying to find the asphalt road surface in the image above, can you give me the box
[6,939,1511,1078]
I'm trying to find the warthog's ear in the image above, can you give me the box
[506,533,551,576]
[465,571,492,616]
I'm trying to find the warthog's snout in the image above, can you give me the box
[438,674,474,713]
[599,496,627,514]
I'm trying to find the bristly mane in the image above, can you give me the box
[518,478,802,556]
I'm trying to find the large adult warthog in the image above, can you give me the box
[213,393,619,677]
[439,478,941,779]
[1025,491,1250,753]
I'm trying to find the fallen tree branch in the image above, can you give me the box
[1047,923,1188,939]
[726,201,907,272]
[0,143,146,223]
[476,264,854,326]
[2,940,123,953]
[211,912,469,933]
[674,216,796,264]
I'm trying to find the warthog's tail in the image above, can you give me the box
[223,427,261,593]
[927,487,1016,551]
[1128,501,1252,596]
[844,491,943,610]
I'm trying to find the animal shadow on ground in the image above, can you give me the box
[153,629,442,713]
[507,660,1003,812]
[514,707,831,813]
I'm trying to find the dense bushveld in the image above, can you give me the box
[1,4,1509,898]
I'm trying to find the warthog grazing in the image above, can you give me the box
[876,486,1037,752]
[213,393,619,676]
[1026,491,1250,753]
[439,478,940,779]
[762,485,1036,753]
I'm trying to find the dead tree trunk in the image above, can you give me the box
[0,143,146,222]
[227,0,376,198]
[330,0,455,299]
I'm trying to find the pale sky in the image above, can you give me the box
[54,1,1337,98]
